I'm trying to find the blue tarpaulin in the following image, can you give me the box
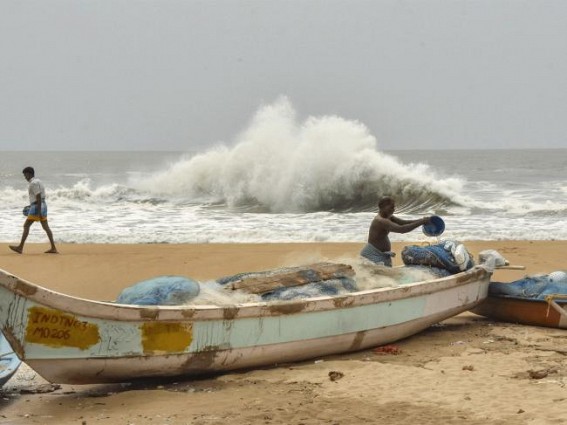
[116,276,200,305]
[401,243,474,274]
[489,271,567,300]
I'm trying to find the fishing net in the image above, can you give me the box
[401,242,475,274]
[489,271,567,300]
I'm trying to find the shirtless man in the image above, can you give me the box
[360,196,430,266]
[9,167,58,254]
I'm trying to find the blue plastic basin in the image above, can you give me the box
[422,215,445,237]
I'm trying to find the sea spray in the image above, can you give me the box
[136,97,463,213]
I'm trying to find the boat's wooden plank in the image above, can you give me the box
[224,262,355,294]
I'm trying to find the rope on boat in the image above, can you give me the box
[544,294,567,318]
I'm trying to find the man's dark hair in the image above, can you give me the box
[378,196,394,210]
[22,166,35,177]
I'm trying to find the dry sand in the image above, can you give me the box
[0,241,566,425]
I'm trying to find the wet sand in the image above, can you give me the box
[0,241,566,424]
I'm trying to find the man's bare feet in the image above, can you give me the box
[9,245,22,254]
[44,249,58,254]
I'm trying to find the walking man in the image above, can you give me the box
[9,166,58,254]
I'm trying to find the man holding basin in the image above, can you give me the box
[360,196,443,267]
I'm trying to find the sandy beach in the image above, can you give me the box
[1,241,566,425]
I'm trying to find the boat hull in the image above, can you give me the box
[472,296,567,329]
[0,267,490,384]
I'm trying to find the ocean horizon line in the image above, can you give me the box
[1,147,565,154]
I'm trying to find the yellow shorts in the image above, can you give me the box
[26,203,48,222]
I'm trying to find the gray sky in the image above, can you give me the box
[1,0,566,151]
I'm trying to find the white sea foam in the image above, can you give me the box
[135,97,463,213]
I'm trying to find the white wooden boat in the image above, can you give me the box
[0,330,21,387]
[0,265,490,384]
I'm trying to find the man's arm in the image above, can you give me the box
[386,216,431,234]
[390,216,415,225]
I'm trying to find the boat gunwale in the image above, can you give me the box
[486,294,567,305]
[485,294,567,304]
[0,266,490,322]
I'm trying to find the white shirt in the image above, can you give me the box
[28,177,46,204]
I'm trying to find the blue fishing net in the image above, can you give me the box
[401,243,474,274]
[489,271,567,300]
[116,276,201,305]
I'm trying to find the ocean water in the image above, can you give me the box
[1,104,565,244]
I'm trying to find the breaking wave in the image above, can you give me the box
[135,97,464,213]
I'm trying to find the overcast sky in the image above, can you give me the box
[1,0,566,151]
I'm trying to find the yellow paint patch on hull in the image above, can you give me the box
[141,322,193,354]
[25,306,100,350]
